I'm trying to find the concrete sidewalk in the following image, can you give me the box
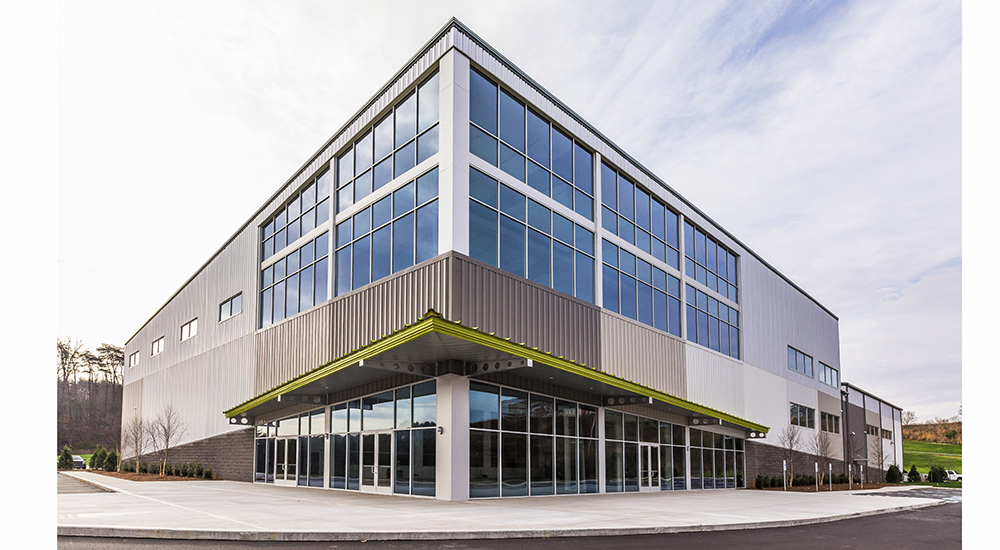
[57,471,951,541]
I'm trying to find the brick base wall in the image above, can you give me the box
[132,427,254,482]
[745,439,846,482]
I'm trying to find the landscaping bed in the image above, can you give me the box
[84,470,222,482]
[752,482,902,492]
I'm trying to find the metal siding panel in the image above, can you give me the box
[684,345,745,417]
[739,254,841,393]
[453,255,600,370]
[599,311,687,399]
[254,255,452,394]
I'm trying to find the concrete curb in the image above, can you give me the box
[57,500,945,541]
[59,471,118,493]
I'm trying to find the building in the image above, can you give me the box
[841,383,904,482]
[122,18,901,498]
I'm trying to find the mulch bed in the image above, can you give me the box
[753,482,900,492]
[81,470,222,482]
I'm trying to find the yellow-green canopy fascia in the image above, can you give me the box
[224,311,768,433]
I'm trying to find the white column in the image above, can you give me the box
[435,373,469,500]
[684,426,692,490]
[437,49,471,256]
[593,152,604,307]
[597,406,606,493]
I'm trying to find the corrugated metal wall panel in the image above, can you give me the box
[121,379,143,425]
[453,255,601,369]
[137,335,254,445]
[739,255,842,393]
[253,255,452,394]
[598,311,687,398]
[684,345,746,417]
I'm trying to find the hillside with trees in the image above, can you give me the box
[901,408,962,445]
[57,338,123,454]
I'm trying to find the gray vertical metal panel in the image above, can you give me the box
[137,335,255,445]
[122,219,258,441]
[253,255,452,394]
[739,254,841,393]
[121,379,143,424]
[453,254,601,369]
[254,302,333,395]
[598,311,687,399]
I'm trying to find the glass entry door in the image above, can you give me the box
[275,437,298,486]
[639,444,659,492]
[361,432,393,494]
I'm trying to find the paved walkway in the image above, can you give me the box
[57,471,955,541]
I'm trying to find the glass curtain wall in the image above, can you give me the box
[336,71,440,214]
[600,161,680,270]
[685,284,740,359]
[602,239,682,334]
[328,380,437,496]
[689,428,745,489]
[469,69,595,221]
[604,411,694,493]
[334,168,439,296]
[468,167,595,303]
[469,381,599,498]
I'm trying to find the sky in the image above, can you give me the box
[54,0,963,422]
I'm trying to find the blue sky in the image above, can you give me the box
[53,0,963,421]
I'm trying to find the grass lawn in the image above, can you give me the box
[908,481,962,489]
[903,440,962,473]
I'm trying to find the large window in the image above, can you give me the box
[688,428,745,490]
[821,412,840,434]
[686,284,740,359]
[337,72,439,214]
[327,381,437,496]
[261,170,332,262]
[600,162,680,270]
[790,402,815,429]
[469,382,599,498]
[684,221,738,303]
[602,239,681,336]
[469,167,595,303]
[604,410,696,492]
[787,346,814,377]
[334,168,439,296]
[469,69,595,220]
[260,232,329,327]
[818,362,839,387]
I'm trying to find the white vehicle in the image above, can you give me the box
[945,470,962,482]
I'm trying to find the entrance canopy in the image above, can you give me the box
[224,311,768,435]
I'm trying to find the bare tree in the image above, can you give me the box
[122,415,150,471]
[151,404,188,476]
[809,431,836,485]
[777,424,802,486]
[900,410,918,427]
[868,436,893,482]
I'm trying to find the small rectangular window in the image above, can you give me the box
[220,293,243,322]
[150,337,164,357]
[180,318,198,341]
[128,351,139,368]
